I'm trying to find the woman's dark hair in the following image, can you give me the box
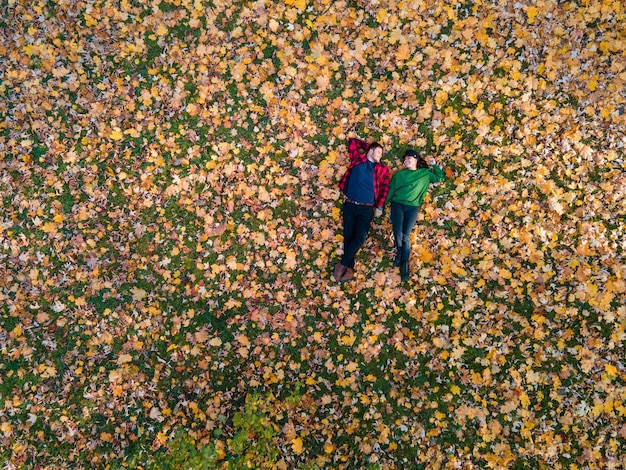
[416,156,429,169]
[367,142,383,152]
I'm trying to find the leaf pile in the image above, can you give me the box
[1,0,625,468]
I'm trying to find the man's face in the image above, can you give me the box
[367,147,383,163]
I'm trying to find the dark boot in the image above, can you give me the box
[400,259,409,282]
[394,250,402,267]
[334,263,347,282]
[339,267,355,282]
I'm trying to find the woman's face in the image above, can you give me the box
[404,155,417,170]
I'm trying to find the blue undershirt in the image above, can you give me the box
[345,160,375,204]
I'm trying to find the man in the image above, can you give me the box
[334,137,390,282]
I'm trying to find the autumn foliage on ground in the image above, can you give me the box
[1,0,625,468]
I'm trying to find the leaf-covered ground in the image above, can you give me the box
[1,0,625,468]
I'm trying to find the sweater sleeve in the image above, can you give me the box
[430,164,445,182]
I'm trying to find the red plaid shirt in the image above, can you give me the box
[339,138,390,209]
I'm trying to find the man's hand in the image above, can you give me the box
[374,208,383,218]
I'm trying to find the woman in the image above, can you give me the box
[387,149,444,281]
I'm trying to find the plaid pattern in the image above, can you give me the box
[339,138,390,209]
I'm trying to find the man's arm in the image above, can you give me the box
[374,165,391,213]
[347,137,368,163]
[386,173,397,207]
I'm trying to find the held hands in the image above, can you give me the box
[374,208,383,218]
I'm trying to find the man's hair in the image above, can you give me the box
[367,142,383,152]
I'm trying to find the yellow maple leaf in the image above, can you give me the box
[519,392,530,408]
[118,354,133,365]
[124,128,141,138]
[417,247,433,263]
[604,363,618,377]
[309,41,326,63]
[155,23,168,36]
[110,128,124,140]
[237,347,249,358]
[285,0,306,11]
[258,185,271,203]
[41,221,58,234]
[395,43,411,63]
[526,6,538,24]
[253,232,266,246]
[131,287,147,301]
[340,333,356,346]
[292,437,304,454]
[600,107,611,119]
[451,345,465,360]
[435,90,448,107]
[284,252,297,270]
[237,334,251,347]
[388,29,403,45]
[11,325,23,338]
[156,431,167,445]
[84,13,97,27]
[376,9,388,23]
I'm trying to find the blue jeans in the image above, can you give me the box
[391,202,419,262]
[341,202,374,269]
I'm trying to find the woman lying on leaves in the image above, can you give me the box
[386,149,444,282]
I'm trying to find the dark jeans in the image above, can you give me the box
[391,202,419,262]
[341,202,374,269]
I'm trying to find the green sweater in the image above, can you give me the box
[386,165,444,207]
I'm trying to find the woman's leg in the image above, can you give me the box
[401,205,420,262]
[390,203,404,266]
[400,205,419,281]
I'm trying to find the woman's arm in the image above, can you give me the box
[386,173,397,205]
[429,164,445,182]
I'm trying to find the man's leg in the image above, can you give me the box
[335,202,355,280]
[340,202,357,265]
[341,205,373,269]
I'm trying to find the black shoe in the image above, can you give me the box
[394,252,402,267]
[400,260,409,281]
